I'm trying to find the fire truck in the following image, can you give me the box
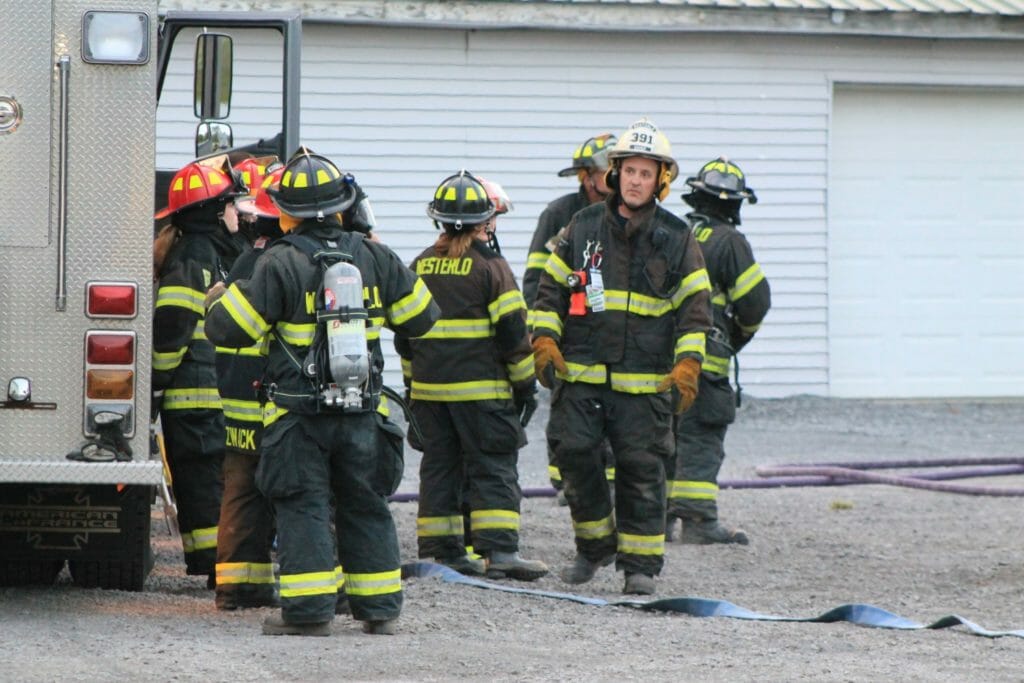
[0,1,300,590]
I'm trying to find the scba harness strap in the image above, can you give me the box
[278,233,377,413]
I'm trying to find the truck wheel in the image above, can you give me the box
[68,542,153,592]
[0,559,65,587]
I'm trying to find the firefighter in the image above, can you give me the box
[206,149,439,637]
[210,158,281,610]
[153,157,249,586]
[533,118,712,595]
[523,133,618,500]
[396,171,548,581]
[666,157,770,545]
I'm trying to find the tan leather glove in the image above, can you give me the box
[656,357,701,414]
[205,281,227,310]
[532,336,567,389]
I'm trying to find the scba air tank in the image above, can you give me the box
[322,261,369,409]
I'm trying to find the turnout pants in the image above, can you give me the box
[548,382,674,576]
[257,412,402,625]
[215,450,276,606]
[162,409,224,576]
[668,374,735,522]
[414,399,525,560]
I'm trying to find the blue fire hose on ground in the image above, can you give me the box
[402,561,1024,639]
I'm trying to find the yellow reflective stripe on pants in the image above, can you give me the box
[345,568,402,597]
[279,570,338,598]
[215,561,276,585]
[181,525,218,552]
[573,514,615,541]
[417,515,464,538]
[669,480,719,501]
[548,465,562,482]
[470,509,520,532]
[618,532,664,556]
[334,565,345,591]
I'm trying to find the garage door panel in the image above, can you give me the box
[829,86,1024,397]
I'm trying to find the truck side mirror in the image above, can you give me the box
[195,121,233,157]
[194,32,232,120]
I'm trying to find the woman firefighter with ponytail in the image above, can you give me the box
[395,170,549,581]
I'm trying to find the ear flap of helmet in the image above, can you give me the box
[656,163,673,203]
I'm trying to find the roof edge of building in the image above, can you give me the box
[159,1,1024,40]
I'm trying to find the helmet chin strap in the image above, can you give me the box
[485,228,502,254]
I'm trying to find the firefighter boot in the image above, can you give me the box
[436,553,487,576]
[664,515,680,543]
[559,553,615,585]
[679,518,750,546]
[261,613,331,637]
[362,619,398,636]
[486,551,550,581]
[623,572,656,596]
[335,591,350,615]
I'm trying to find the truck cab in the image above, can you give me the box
[0,2,300,591]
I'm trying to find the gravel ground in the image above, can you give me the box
[3,395,1024,681]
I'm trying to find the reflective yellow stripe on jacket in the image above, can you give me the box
[411,379,512,401]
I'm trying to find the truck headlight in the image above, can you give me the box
[82,11,149,65]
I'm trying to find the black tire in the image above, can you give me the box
[68,541,153,592]
[0,559,65,587]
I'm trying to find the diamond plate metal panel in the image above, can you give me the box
[0,0,160,484]
[0,2,52,247]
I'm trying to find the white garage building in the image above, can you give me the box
[159,0,1024,399]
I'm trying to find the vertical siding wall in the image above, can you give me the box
[157,25,1024,397]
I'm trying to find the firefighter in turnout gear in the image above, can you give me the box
[206,149,440,636]
[523,133,618,498]
[153,157,249,584]
[211,159,282,610]
[533,118,712,596]
[667,157,770,545]
[396,171,548,581]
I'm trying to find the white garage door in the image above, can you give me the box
[829,86,1024,398]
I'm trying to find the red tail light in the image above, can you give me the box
[87,332,135,365]
[87,282,137,318]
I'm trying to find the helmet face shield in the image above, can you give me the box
[685,157,757,204]
[347,196,377,233]
[558,133,617,177]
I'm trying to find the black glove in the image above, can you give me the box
[513,386,538,428]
